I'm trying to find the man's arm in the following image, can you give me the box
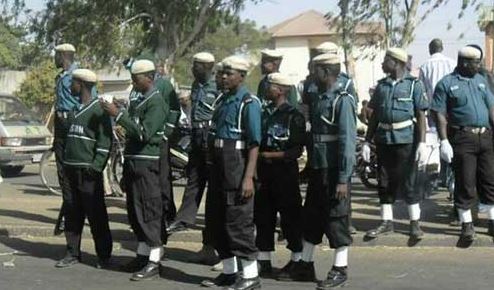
[241,97,262,199]
[91,113,112,172]
[413,81,429,143]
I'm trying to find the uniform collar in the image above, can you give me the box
[195,77,216,88]
[267,101,291,115]
[60,62,79,77]
[384,72,415,84]
[224,85,248,104]
[451,69,479,81]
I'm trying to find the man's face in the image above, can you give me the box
[261,57,279,75]
[314,64,328,85]
[192,61,209,80]
[131,74,151,93]
[222,68,244,91]
[266,83,281,101]
[178,91,191,108]
[381,55,396,74]
[54,52,63,68]
[70,78,82,96]
[459,58,481,77]
[215,70,224,91]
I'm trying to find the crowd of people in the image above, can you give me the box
[49,37,494,290]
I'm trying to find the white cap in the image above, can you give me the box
[222,55,250,72]
[459,46,482,60]
[215,62,224,71]
[72,69,97,83]
[55,43,76,52]
[193,52,215,63]
[312,53,341,65]
[315,42,339,54]
[386,47,408,63]
[267,72,292,86]
[261,49,283,59]
[131,59,156,74]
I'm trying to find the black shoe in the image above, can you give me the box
[258,260,272,278]
[166,221,189,233]
[96,257,111,269]
[201,273,238,287]
[55,254,80,268]
[316,267,347,289]
[460,222,475,242]
[349,225,357,235]
[276,260,298,281]
[290,261,316,282]
[225,276,261,290]
[120,255,149,273]
[409,221,424,240]
[488,220,494,238]
[365,220,394,239]
[130,261,160,281]
[188,245,220,265]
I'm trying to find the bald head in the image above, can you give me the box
[429,38,443,55]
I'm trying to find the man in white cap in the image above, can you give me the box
[431,45,494,243]
[56,69,113,269]
[201,55,262,290]
[101,59,167,281]
[258,49,299,107]
[362,48,429,240]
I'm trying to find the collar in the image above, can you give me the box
[452,70,477,81]
[384,72,415,84]
[267,101,291,115]
[223,85,248,104]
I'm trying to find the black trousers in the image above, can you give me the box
[64,167,112,259]
[159,141,175,236]
[174,128,209,225]
[54,114,71,218]
[123,159,163,247]
[206,142,257,261]
[255,160,302,253]
[376,143,419,204]
[450,129,494,210]
[303,169,352,249]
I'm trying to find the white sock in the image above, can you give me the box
[381,204,393,221]
[257,251,272,261]
[301,240,315,262]
[149,246,163,263]
[486,205,494,220]
[222,257,238,274]
[458,208,473,223]
[136,242,150,256]
[241,259,258,279]
[291,252,302,262]
[333,246,348,267]
[408,203,421,221]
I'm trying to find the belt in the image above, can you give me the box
[56,111,69,119]
[313,134,338,143]
[214,139,246,150]
[378,119,413,130]
[451,126,489,134]
[192,121,211,129]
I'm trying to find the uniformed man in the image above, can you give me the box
[286,53,356,289]
[258,49,299,107]
[201,56,262,290]
[101,60,167,281]
[431,46,494,242]
[55,69,113,269]
[362,48,429,240]
[167,52,218,233]
[254,72,305,279]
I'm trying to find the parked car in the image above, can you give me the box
[0,94,52,177]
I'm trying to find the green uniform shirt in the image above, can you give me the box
[191,78,218,122]
[308,86,357,183]
[368,74,429,145]
[155,77,180,138]
[257,75,299,108]
[431,70,494,128]
[63,98,112,172]
[261,102,305,160]
[116,87,167,160]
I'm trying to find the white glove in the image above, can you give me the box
[440,139,454,163]
[362,142,371,163]
[415,142,428,167]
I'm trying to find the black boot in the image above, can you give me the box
[488,220,494,238]
[409,220,424,240]
[276,260,298,281]
[365,220,394,238]
[225,276,261,290]
[55,254,80,268]
[257,260,273,278]
[201,273,238,287]
[120,255,149,273]
[460,222,475,242]
[316,267,348,289]
[130,261,160,281]
[290,261,316,282]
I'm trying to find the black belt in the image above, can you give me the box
[192,121,211,129]
[450,126,490,134]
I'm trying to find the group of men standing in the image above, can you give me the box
[51,36,494,290]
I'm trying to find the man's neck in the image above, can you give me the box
[63,61,73,71]
[274,96,286,108]
[80,91,92,105]
[390,69,406,80]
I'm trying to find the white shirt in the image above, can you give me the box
[419,53,456,99]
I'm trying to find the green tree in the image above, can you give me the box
[0,17,25,68]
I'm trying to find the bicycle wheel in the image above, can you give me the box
[39,149,62,195]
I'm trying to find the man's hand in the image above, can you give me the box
[361,142,371,163]
[335,183,348,200]
[415,142,428,167]
[100,100,119,117]
[440,139,454,163]
[242,176,255,200]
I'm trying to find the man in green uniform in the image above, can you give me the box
[288,53,356,288]
[101,60,167,281]
[257,49,299,107]
[254,72,305,279]
[431,46,494,242]
[362,48,429,240]
[201,56,262,290]
[55,69,113,269]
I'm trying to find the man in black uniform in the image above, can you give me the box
[255,72,305,279]
[55,69,113,269]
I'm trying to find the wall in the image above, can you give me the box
[0,70,26,95]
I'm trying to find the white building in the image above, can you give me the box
[268,10,386,102]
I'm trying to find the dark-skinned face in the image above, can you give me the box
[70,78,82,96]
[54,52,64,68]
[381,55,397,74]
[261,57,279,75]
[458,58,480,77]
[192,61,210,81]
[131,73,153,94]
[266,83,281,101]
[314,64,337,88]
[215,70,224,91]
[222,68,244,92]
